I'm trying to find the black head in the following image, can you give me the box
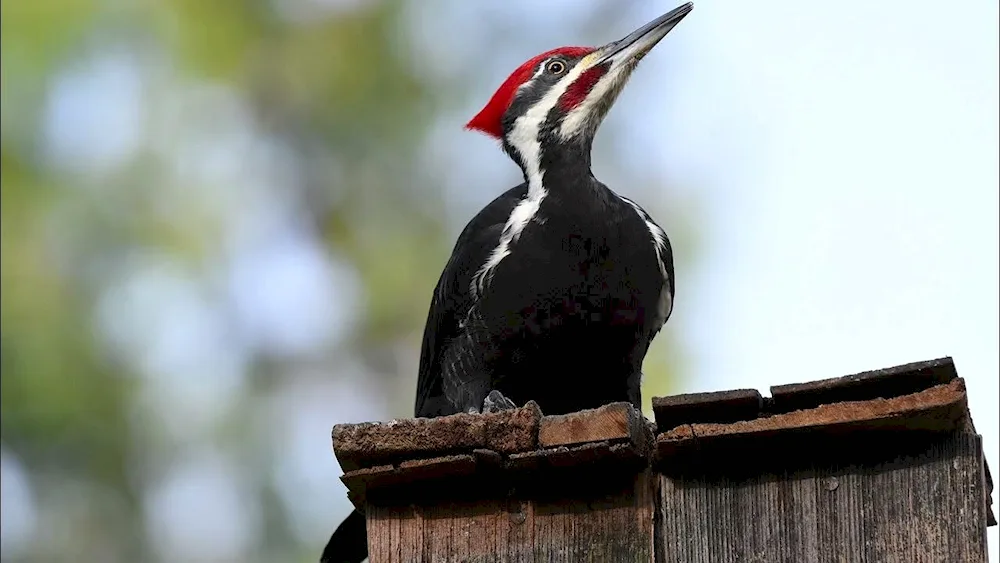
[466,3,694,183]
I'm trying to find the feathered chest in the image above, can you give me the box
[473,190,670,322]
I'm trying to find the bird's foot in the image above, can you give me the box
[481,390,517,413]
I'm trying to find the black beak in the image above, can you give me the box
[597,2,693,65]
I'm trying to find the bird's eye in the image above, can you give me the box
[546,60,567,75]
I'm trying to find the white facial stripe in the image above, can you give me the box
[509,62,547,106]
[559,23,676,140]
[520,60,549,91]
[471,54,597,297]
[559,70,613,140]
[558,63,629,140]
[508,52,596,193]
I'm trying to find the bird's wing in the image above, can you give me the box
[414,184,527,417]
[614,194,676,391]
[617,194,675,325]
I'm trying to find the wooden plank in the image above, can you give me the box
[341,455,480,509]
[651,388,763,433]
[333,401,541,472]
[657,433,990,563]
[538,402,648,449]
[366,470,655,563]
[656,379,968,466]
[336,358,992,561]
[342,442,652,510]
[770,356,956,413]
[507,441,647,476]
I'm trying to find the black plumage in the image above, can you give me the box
[415,174,673,418]
[322,5,691,561]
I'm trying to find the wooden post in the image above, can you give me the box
[331,357,995,562]
[652,359,992,563]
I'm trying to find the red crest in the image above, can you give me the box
[466,47,594,139]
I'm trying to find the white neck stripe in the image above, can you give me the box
[471,56,596,297]
[559,65,626,140]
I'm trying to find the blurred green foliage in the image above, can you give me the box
[1,1,690,561]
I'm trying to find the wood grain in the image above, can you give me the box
[333,402,541,472]
[769,357,956,414]
[656,379,968,468]
[657,433,990,563]
[538,402,646,449]
[367,470,655,563]
[334,358,993,562]
[652,388,763,433]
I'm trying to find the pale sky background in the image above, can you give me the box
[452,0,1000,556]
[1,0,996,560]
[671,0,1000,556]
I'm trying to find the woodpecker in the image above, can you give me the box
[322,4,691,561]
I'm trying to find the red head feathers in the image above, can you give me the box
[466,46,594,139]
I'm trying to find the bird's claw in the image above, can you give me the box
[482,390,518,413]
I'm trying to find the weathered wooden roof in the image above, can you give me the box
[331,356,994,526]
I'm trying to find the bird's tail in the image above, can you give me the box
[321,509,368,563]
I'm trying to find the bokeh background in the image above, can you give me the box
[2,0,997,561]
